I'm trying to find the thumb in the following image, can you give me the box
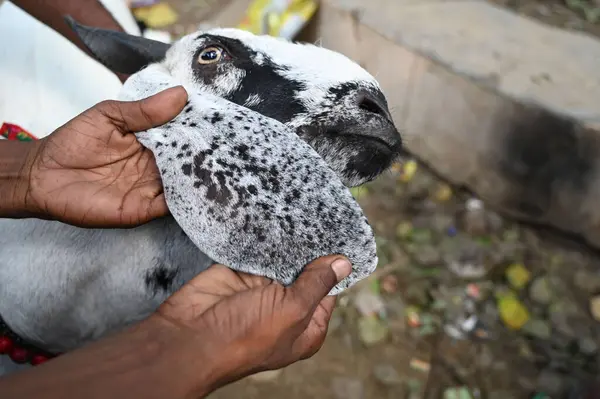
[97,85,189,133]
[288,255,352,313]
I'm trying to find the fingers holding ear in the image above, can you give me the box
[97,86,189,133]
[286,255,351,320]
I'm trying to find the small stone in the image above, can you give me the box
[248,369,283,382]
[465,283,481,300]
[536,369,567,397]
[478,345,494,368]
[399,160,418,183]
[331,377,365,399]
[405,283,431,307]
[354,288,386,317]
[536,4,552,17]
[518,340,535,361]
[574,270,600,294]
[443,386,473,399]
[447,226,458,237]
[373,364,403,386]
[444,324,467,340]
[432,214,454,234]
[503,228,520,242]
[491,241,522,265]
[406,378,422,398]
[466,198,484,211]
[443,237,490,279]
[385,297,406,320]
[409,358,431,373]
[489,391,517,399]
[589,296,600,321]
[487,211,504,233]
[405,306,421,327]
[522,318,552,340]
[578,337,598,356]
[529,277,552,305]
[497,292,530,330]
[357,315,389,346]
[396,221,413,240]
[463,199,488,236]
[415,245,442,267]
[448,261,487,279]
[389,162,403,176]
[505,263,531,290]
[381,274,398,294]
[550,312,577,338]
[434,183,453,202]
[410,228,433,245]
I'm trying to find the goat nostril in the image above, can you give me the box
[359,96,387,119]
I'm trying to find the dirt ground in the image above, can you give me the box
[148,1,600,397]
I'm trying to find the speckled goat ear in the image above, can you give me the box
[118,67,379,295]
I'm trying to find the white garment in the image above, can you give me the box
[0,0,141,138]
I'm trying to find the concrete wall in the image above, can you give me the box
[299,0,600,249]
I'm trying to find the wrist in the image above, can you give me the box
[0,315,223,399]
[0,139,40,218]
[142,315,230,398]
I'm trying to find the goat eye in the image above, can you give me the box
[198,46,224,64]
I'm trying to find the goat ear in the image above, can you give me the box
[65,16,170,75]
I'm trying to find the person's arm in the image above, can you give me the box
[0,257,349,399]
[0,317,221,399]
[0,86,187,226]
[0,140,38,219]
[10,0,130,81]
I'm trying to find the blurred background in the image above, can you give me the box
[4,0,600,397]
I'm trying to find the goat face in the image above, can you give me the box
[68,19,402,186]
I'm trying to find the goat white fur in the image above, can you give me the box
[0,25,402,376]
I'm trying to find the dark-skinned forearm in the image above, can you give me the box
[11,0,124,55]
[0,317,224,399]
[0,140,37,218]
[10,0,129,81]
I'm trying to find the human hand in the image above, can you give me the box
[19,86,188,228]
[150,255,352,397]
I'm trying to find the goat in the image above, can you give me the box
[0,20,402,376]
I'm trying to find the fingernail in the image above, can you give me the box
[331,258,352,282]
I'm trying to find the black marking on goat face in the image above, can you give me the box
[191,35,308,123]
[145,264,178,294]
[496,103,595,219]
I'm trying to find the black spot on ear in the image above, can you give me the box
[211,112,223,124]
[497,103,596,218]
[145,265,178,294]
[182,163,192,175]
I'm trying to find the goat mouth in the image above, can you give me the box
[340,133,398,153]
[322,128,403,158]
